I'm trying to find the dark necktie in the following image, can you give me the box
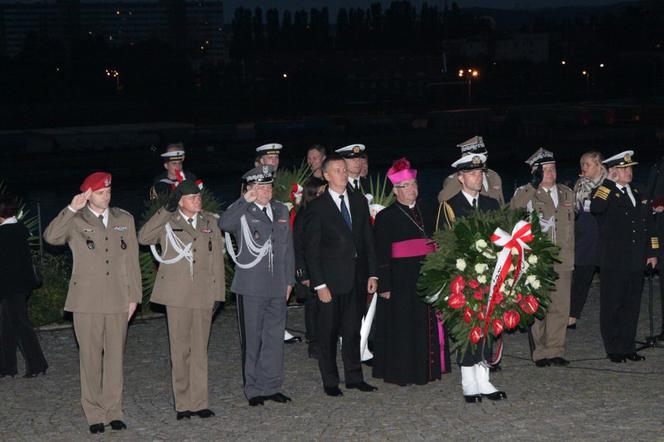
[262,206,272,222]
[339,195,352,230]
[353,179,359,191]
[98,214,105,228]
[187,217,194,225]
[621,187,634,206]
[472,198,478,209]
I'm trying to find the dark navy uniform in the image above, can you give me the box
[591,179,659,358]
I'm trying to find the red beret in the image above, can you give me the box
[80,172,112,192]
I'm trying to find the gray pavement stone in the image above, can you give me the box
[1,278,663,441]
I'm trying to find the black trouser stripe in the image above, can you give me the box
[236,294,247,387]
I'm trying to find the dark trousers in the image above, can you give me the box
[304,295,318,351]
[600,269,644,355]
[316,284,364,388]
[570,265,597,319]
[0,290,48,376]
[458,341,491,367]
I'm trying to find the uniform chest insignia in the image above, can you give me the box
[202,228,212,234]
[254,231,260,240]
[563,202,572,208]
[250,219,260,223]
[83,228,95,233]
[615,193,621,198]
[277,218,288,223]
[113,225,128,232]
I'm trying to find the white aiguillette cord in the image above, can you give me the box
[150,222,194,278]
[224,214,273,272]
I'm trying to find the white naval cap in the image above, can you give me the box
[457,136,487,156]
[335,143,366,158]
[256,143,283,156]
[603,150,638,168]
[451,153,487,171]
[160,146,185,162]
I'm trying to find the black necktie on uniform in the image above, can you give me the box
[472,198,478,209]
[98,214,105,228]
[187,217,194,224]
[262,206,272,222]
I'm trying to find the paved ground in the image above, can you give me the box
[1,278,663,441]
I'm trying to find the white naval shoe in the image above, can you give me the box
[461,366,482,403]
[474,363,506,400]
[284,330,302,344]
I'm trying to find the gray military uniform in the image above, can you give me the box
[218,197,295,400]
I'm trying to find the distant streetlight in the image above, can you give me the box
[581,69,590,88]
[599,63,605,68]
[561,60,566,65]
[282,73,288,79]
[105,68,121,91]
[458,68,479,106]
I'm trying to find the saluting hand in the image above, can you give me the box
[70,189,91,211]
[286,285,292,301]
[244,188,258,203]
[647,257,658,269]
[367,277,378,295]
[317,287,332,303]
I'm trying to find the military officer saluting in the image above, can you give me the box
[150,142,202,200]
[44,172,141,434]
[511,148,575,367]
[438,136,504,205]
[219,165,295,407]
[590,150,659,362]
[138,179,225,421]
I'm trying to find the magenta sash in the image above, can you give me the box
[391,238,435,258]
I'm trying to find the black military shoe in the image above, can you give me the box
[534,358,550,367]
[464,394,482,403]
[625,352,645,361]
[176,411,192,420]
[482,391,507,401]
[89,423,105,434]
[109,420,127,430]
[284,335,302,344]
[346,381,377,392]
[194,409,215,418]
[264,392,292,403]
[248,396,264,406]
[608,354,626,363]
[324,386,343,397]
[549,357,570,366]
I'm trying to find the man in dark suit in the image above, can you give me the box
[304,154,379,397]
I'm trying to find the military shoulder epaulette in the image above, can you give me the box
[593,186,610,200]
[652,237,660,249]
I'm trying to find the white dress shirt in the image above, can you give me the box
[616,183,636,207]
[87,206,109,228]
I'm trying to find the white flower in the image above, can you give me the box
[511,248,519,256]
[531,279,541,289]
[505,278,514,288]
[482,251,495,260]
[477,275,487,284]
[475,239,488,250]
[522,260,530,271]
[474,263,488,274]
[456,259,467,271]
[527,255,538,265]
[526,275,540,289]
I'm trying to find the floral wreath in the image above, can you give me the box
[418,208,559,360]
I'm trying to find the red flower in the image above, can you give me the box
[470,327,482,344]
[493,291,504,305]
[477,310,486,321]
[468,279,480,289]
[492,318,504,336]
[503,310,520,329]
[451,275,465,295]
[473,290,483,300]
[448,293,467,309]
[520,294,539,315]
[463,306,473,323]
[391,157,411,172]
[515,293,523,302]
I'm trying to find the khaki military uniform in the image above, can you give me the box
[511,183,574,360]
[138,208,225,413]
[44,206,141,425]
[438,168,504,205]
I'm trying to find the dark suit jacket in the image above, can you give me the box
[304,189,378,295]
[437,192,500,230]
[0,221,36,296]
